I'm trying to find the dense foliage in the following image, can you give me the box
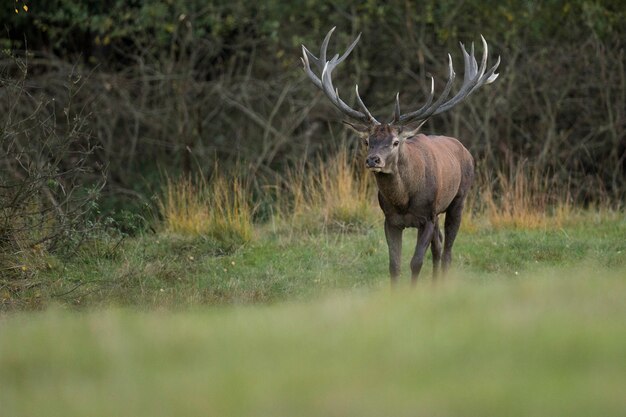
[3,1,624,202]
[1,1,624,253]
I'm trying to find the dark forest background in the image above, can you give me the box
[1,0,625,260]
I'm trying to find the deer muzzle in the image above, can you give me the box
[366,154,384,171]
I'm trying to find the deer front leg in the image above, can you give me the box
[411,220,435,285]
[384,220,403,285]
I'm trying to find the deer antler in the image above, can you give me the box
[301,27,379,125]
[394,35,500,125]
[302,29,500,126]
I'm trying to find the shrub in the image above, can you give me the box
[0,53,104,297]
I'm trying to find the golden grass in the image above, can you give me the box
[158,154,612,242]
[471,161,573,230]
[281,152,585,234]
[159,170,253,246]
[285,147,378,232]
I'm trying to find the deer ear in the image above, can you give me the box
[342,120,371,138]
[398,120,427,140]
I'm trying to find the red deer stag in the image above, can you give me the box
[301,28,500,285]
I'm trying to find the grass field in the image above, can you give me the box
[5,210,624,308]
[1,213,625,416]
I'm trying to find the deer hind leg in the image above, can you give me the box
[443,196,466,273]
[410,220,435,286]
[430,217,443,279]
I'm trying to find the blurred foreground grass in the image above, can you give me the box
[2,264,626,417]
[1,214,625,415]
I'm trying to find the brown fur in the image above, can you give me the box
[358,124,474,284]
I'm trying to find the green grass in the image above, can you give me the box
[4,212,621,308]
[2,265,626,416]
[1,214,625,415]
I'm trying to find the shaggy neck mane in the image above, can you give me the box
[374,145,422,210]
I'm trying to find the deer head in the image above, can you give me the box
[344,124,418,174]
[301,27,500,173]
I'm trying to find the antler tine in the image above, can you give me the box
[301,50,322,90]
[337,33,362,64]
[409,76,435,118]
[483,55,500,84]
[394,76,434,125]
[300,27,339,92]
[391,92,401,124]
[477,35,488,79]
[467,42,480,81]
[399,55,456,123]
[301,26,337,72]
[321,61,374,122]
[356,85,377,123]
[397,36,500,124]
[471,35,499,89]
[436,39,500,114]
[435,42,481,111]
[301,28,378,125]
[319,26,335,66]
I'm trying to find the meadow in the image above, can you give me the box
[2,194,625,416]
[2,124,625,417]
[2,2,625,415]
[4,208,626,308]
[4,157,624,309]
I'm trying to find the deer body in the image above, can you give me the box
[374,133,473,222]
[301,28,498,284]
[369,129,475,282]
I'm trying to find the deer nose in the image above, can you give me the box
[366,155,382,168]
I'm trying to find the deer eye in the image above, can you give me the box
[364,139,369,147]
[392,140,400,147]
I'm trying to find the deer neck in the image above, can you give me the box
[373,149,414,210]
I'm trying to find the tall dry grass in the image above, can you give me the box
[280,151,585,234]
[282,147,379,232]
[159,153,609,245]
[159,171,253,247]
[467,161,575,230]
